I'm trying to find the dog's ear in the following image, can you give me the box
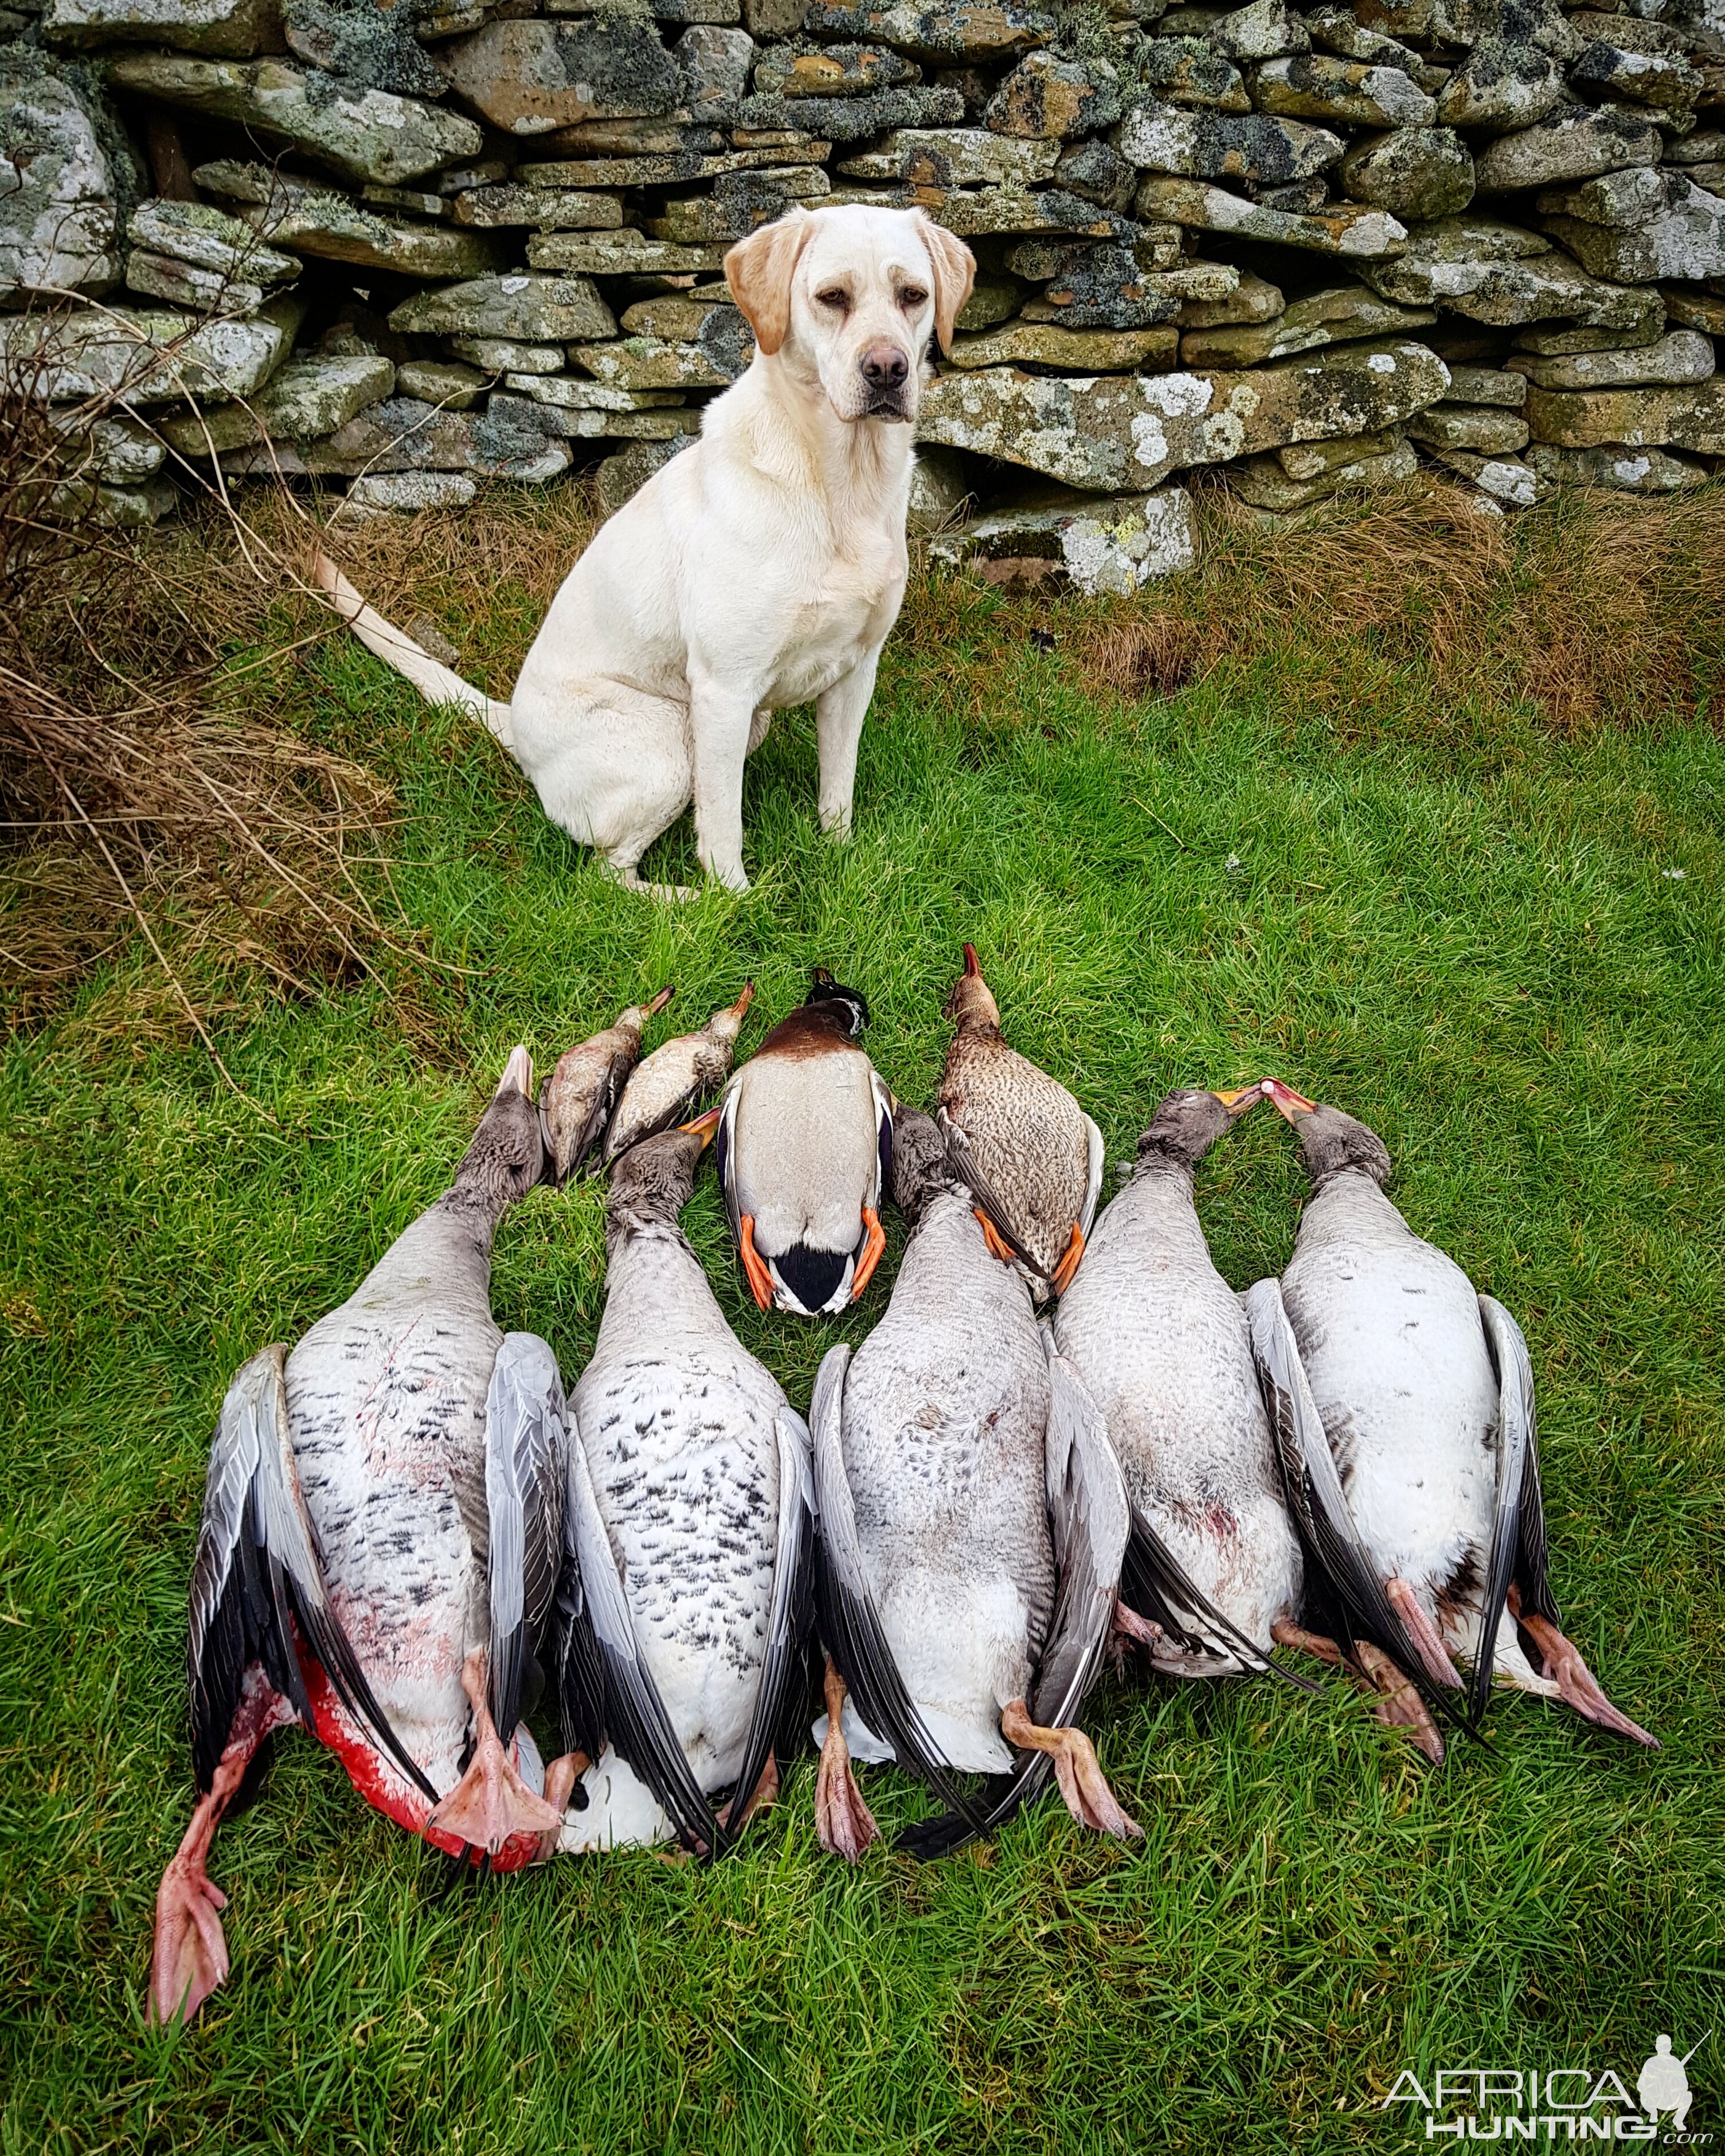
[725,209,815,357]
[914,215,976,356]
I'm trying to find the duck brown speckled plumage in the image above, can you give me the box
[937,945,1104,1298]
[541,986,674,1181]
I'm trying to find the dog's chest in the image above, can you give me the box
[765,533,904,705]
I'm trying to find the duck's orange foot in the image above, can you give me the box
[850,1207,886,1299]
[427,1652,564,1856]
[1050,1224,1086,1297]
[738,1214,776,1310]
[974,1211,1020,1267]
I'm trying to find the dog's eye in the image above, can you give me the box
[899,287,929,310]
[816,287,850,312]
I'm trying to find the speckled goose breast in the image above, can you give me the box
[840,1191,1054,1770]
[284,1197,500,1791]
[941,1032,1091,1279]
[1053,1164,1301,1658]
[572,1224,787,1787]
[1281,1172,1500,1645]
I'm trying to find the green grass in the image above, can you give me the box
[3,508,1723,2154]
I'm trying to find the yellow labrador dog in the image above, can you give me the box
[314,205,974,894]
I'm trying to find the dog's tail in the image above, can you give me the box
[311,548,514,749]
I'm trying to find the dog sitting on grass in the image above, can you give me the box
[314,205,973,898]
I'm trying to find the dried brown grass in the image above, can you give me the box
[1068,476,1725,736]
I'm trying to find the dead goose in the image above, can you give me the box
[541,985,674,1181]
[811,1105,1141,1863]
[551,1124,815,1854]
[601,982,754,1164]
[711,968,893,1316]
[937,945,1104,1299]
[1245,1080,1656,1752]
[148,1050,581,2024]
[1051,1085,1320,1688]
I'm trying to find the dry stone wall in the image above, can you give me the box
[5,0,1723,588]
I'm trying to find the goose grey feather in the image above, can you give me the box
[483,1333,569,1744]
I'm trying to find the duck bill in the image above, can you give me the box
[730,981,755,1019]
[679,1105,722,1149]
[1265,1078,1318,1122]
[640,984,674,1022]
[496,1044,534,1099]
[1212,1083,1266,1117]
[962,942,981,978]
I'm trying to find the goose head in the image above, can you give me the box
[941,943,1000,1034]
[889,1102,960,1226]
[1265,1081,1391,1189]
[453,1046,548,1207]
[605,1122,709,1250]
[1133,1083,1264,1172]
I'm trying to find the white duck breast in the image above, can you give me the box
[555,1127,815,1856]
[150,1052,574,2027]
[1052,1091,1301,1676]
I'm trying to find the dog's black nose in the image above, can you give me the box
[860,342,910,390]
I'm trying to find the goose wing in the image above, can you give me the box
[809,1345,992,1840]
[897,1351,1129,1859]
[935,1106,1047,1280]
[483,1333,568,1746]
[719,1405,817,1835]
[557,1418,723,1857]
[189,1346,436,1803]
[1242,1279,1460,1731]
[1474,1296,1560,1723]
[1120,1511,1320,1692]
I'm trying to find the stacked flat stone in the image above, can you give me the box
[4,0,1721,580]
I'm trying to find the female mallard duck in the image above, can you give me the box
[810,1105,1141,1862]
[710,968,893,1316]
[937,945,1103,1298]
[1244,1080,1656,1751]
[149,1050,582,2025]
[542,985,674,1182]
[551,1124,814,1854]
[601,983,754,1165]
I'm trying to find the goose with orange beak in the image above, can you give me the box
[937,945,1104,1300]
[711,968,893,1317]
[148,1050,584,2025]
[1243,1080,1656,1753]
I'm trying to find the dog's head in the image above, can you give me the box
[725,205,975,425]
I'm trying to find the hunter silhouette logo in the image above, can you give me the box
[1639,2037,1704,2135]
[1382,2036,1710,2142]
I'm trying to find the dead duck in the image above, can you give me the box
[937,945,1104,1298]
[710,968,893,1317]
[1051,1085,1316,1687]
[551,1122,815,1854]
[541,986,674,1181]
[811,1104,1141,1862]
[149,1050,581,2025]
[601,983,753,1165]
[1245,1080,1656,1752]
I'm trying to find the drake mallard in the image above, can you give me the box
[1245,1080,1656,1753]
[601,983,754,1165]
[937,945,1103,1299]
[551,1123,815,1854]
[149,1050,580,2024]
[711,968,893,1316]
[1051,1086,1316,1687]
[541,986,674,1181]
[809,1105,1142,1862]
